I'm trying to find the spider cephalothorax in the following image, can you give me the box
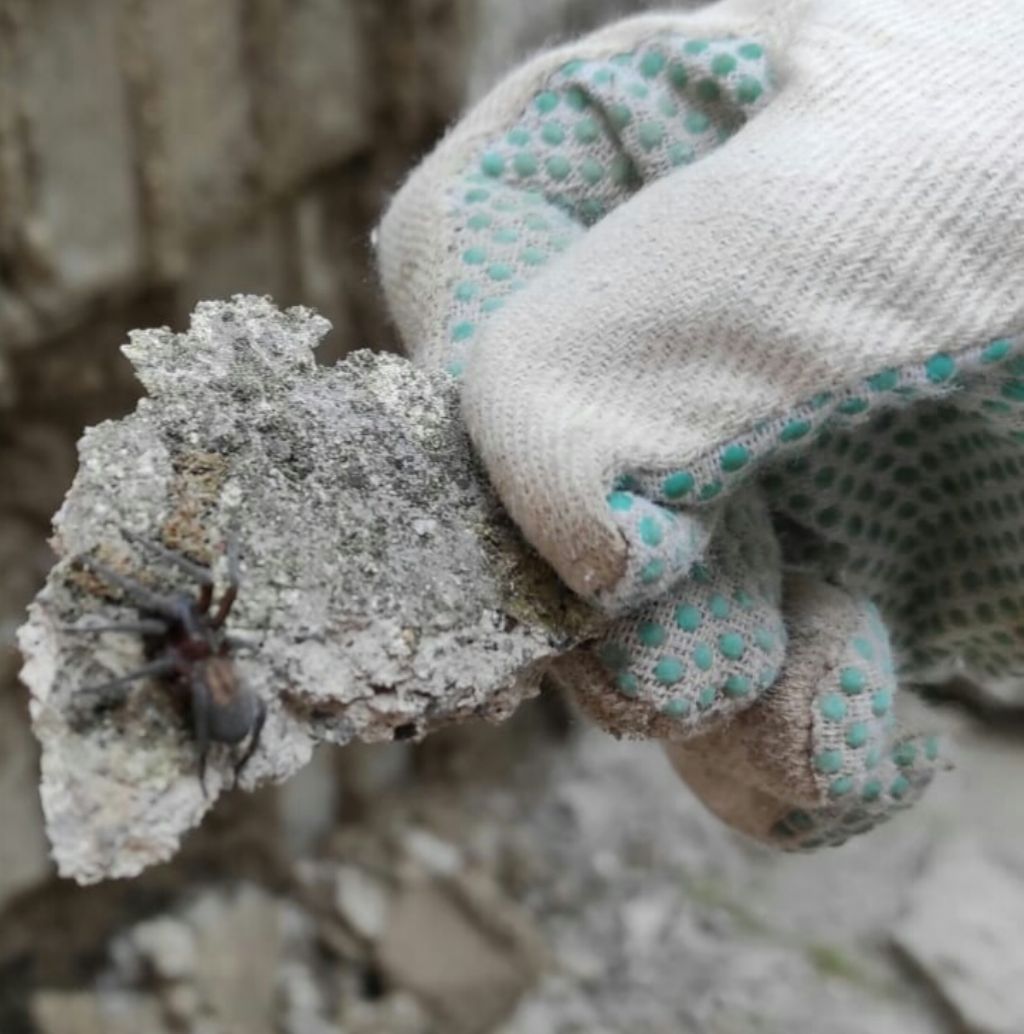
[70,531,265,794]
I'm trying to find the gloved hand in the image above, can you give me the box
[375,0,1023,849]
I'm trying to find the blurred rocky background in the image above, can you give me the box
[3,2,1024,1032]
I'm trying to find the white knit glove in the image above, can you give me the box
[376,0,1024,848]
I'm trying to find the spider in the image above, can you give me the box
[69,531,266,795]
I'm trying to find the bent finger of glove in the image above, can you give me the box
[551,489,787,737]
[561,571,945,849]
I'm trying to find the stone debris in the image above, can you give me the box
[17,295,596,885]
[376,876,544,1034]
[78,824,547,1034]
[20,691,1024,1034]
[103,883,286,1034]
[892,840,1024,1034]
[277,745,343,858]
[125,915,197,983]
[0,689,52,911]
[278,958,339,1034]
[341,992,434,1034]
[402,828,464,877]
[333,864,391,941]
[31,990,167,1034]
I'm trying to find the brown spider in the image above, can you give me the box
[69,531,266,795]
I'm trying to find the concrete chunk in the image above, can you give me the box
[17,295,595,884]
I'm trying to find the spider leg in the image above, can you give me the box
[78,657,176,697]
[77,556,179,618]
[62,619,169,636]
[121,529,214,586]
[211,537,240,629]
[232,695,266,789]
[190,675,212,798]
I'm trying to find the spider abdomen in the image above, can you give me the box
[208,690,259,745]
[200,656,257,745]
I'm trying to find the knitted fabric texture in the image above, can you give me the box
[376,0,1024,849]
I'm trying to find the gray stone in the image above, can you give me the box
[124,0,257,274]
[341,991,433,1034]
[1,515,54,682]
[127,916,197,982]
[184,884,283,1034]
[0,421,76,523]
[335,739,414,802]
[402,828,463,877]
[0,688,51,910]
[17,295,596,884]
[31,990,168,1034]
[177,202,294,322]
[377,877,544,1034]
[277,745,342,857]
[279,960,337,1034]
[0,0,455,358]
[2,0,143,332]
[104,882,285,1033]
[247,0,372,192]
[893,840,1024,1034]
[333,865,390,940]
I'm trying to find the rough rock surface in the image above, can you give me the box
[17,295,596,885]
